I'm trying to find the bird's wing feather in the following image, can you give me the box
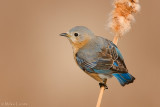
[76,39,128,73]
[108,40,128,73]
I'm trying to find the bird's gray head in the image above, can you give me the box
[60,26,95,46]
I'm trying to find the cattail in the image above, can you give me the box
[108,0,140,37]
[97,1,140,107]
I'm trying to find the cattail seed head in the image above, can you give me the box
[108,0,140,37]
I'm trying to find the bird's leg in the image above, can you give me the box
[99,80,108,89]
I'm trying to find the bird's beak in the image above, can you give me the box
[59,33,68,37]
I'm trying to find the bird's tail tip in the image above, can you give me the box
[113,73,135,86]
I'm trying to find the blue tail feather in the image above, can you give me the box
[112,73,135,86]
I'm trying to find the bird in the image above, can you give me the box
[60,26,135,88]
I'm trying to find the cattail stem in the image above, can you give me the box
[96,80,107,107]
[113,34,119,45]
[96,87,105,107]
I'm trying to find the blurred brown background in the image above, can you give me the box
[0,0,159,107]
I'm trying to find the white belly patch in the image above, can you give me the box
[98,74,113,80]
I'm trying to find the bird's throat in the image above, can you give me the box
[70,39,89,55]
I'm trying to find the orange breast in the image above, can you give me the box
[71,38,89,54]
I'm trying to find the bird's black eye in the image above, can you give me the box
[74,33,79,37]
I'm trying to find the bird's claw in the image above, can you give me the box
[99,83,108,89]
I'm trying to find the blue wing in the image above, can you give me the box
[76,40,127,74]
[110,41,135,86]
[110,40,124,60]
[76,56,112,74]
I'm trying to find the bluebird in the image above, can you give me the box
[60,26,135,88]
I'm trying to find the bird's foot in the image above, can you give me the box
[99,83,108,89]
